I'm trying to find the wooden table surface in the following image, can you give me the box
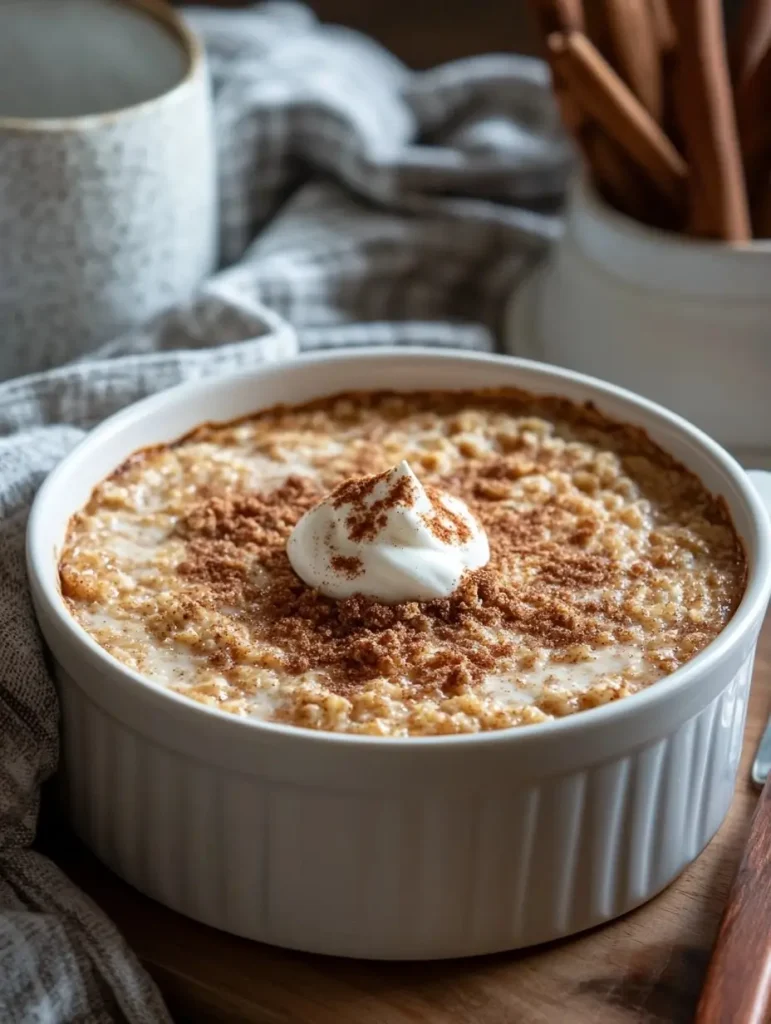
[51,615,771,1024]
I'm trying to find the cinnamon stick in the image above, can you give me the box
[591,1,663,122]
[528,0,584,36]
[546,31,686,206]
[668,0,750,241]
[735,36,771,227]
[548,71,584,135]
[530,0,586,134]
[533,7,652,222]
[754,186,771,238]
[579,126,656,223]
[730,0,771,87]
[650,0,676,55]
[651,0,679,148]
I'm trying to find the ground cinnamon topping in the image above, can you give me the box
[327,463,472,550]
[60,387,747,736]
[331,467,416,543]
[330,555,364,578]
[423,485,472,545]
[168,451,731,695]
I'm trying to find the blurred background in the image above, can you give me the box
[180,1,542,67]
[178,2,748,67]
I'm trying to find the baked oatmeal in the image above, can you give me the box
[59,389,746,737]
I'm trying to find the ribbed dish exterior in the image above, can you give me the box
[57,655,752,959]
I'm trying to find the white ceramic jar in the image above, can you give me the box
[26,350,771,959]
[505,178,771,465]
[0,0,217,378]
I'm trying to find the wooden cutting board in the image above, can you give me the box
[50,615,771,1023]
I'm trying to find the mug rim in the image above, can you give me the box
[0,0,202,132]
[26,347,771,751]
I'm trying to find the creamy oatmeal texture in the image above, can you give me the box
[60,389,746,737]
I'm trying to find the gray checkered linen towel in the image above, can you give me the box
[0,3,569,1020]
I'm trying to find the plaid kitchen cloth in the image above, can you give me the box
[0,3,569,1020]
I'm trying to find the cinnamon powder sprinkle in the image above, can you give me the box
[330,467,416,543]
[59,388,747,736]
[174,479,618,693]
[327,464,471,548]
[423,484,472,545]
[330,555,364,579]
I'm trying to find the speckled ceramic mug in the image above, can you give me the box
[0,0,217,378]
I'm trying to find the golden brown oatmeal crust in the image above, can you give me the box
[59,388,747,736]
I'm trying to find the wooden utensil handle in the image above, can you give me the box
[696,776,771,1023]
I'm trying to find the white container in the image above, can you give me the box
[0,0,217,377]
[505,178,771,464]
[26,349,771,959]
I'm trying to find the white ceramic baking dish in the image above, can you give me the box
[27,349,771,959]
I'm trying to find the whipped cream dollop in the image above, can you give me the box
[287,461,490,603]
